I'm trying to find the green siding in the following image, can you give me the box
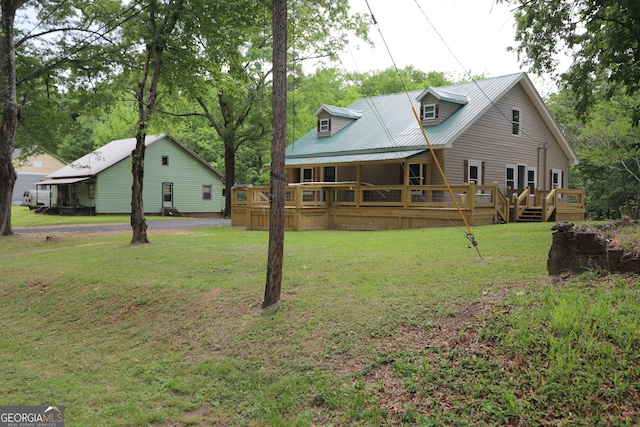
[93,137,224,214]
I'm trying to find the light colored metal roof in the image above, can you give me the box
[313,104,363,119]
[36,177,90,185]
[416,87,469,105]
[286,73,582,165]
[47,134,225,179]
[47,135,165,179]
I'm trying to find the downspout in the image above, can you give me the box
[538,143,548,189]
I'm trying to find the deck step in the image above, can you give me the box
[517,207,543,222]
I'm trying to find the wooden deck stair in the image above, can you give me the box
[517,206,543,222]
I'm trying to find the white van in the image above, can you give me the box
[21,189,51,209]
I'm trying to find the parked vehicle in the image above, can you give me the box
[21,189,51,209]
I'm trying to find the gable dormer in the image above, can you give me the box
[314,104,363,137]
[416,88,469,126]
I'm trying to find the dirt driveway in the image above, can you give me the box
[13,218,231,235]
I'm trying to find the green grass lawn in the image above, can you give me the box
[11,205,190,227]
[1,220,638,426]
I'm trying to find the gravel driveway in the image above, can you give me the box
[13,218,231,234]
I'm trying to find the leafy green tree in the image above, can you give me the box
[498,0,640,121]
[353,66,450,97]
[118,0,185,244]
[287,67,360,143]
[156,0,370,216]
[548,89,640,218]
[1,0,124,236]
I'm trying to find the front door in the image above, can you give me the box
[162,182,173,208]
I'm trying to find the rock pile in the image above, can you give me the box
[547,220,640,275]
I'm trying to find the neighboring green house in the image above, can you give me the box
[38,135,224,216]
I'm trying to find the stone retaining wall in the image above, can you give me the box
[547,222,640,275]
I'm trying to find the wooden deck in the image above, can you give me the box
[231,183,586,231]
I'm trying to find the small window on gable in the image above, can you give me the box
[202,184,212,200]
[421,103,438,120]
[319,118,330,132]
[162,155,169,166]
[512,109,520,135]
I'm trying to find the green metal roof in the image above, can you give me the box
[314,104,363,119]
[416,87,470,104]
[286,72,578,166]
[285,149,426,166]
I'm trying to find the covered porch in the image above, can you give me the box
[34,177,96,215]
[231,182,586,231]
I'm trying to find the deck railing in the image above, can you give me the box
[233,182,509,212]
[232,183,585,228]
[538,187,586,221]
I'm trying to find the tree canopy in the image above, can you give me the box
[499,0,640,121]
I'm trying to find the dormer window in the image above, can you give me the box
[319,118,330,132]
[421,103,439,120]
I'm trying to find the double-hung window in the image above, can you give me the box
[202,184,212,200]
[506,165,515,189]
[512,109,521,135]
[467,160,483,185]
[319,118,330,132]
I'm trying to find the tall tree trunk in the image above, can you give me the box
[263,0,287,312]
[0,0,21,237]
[223,141,235,217]
[130,0,184,243]
[130,134,148,243]
[130,42,155,245]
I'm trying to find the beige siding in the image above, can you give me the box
[445,82,570,192]
[420,94,463,126]
[337,165,357,181]
[360,163,403,184]
[317,112,356,137]
[14,153,66,173]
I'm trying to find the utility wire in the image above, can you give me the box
[363,0,482,258]
[411,0,552,149]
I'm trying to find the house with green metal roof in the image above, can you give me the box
[37,134,225,216]
[232,73,585,230]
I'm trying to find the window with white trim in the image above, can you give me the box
[319,118,330,132]
[302,168,313,182]
[512,109,520,135]
[467,160,483,184]
[506,165,515,189]
[422,103,437,120]
[202,184,212,200]
[552,168,563,189]
[408,163,424,185]
[527,168,537,194]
